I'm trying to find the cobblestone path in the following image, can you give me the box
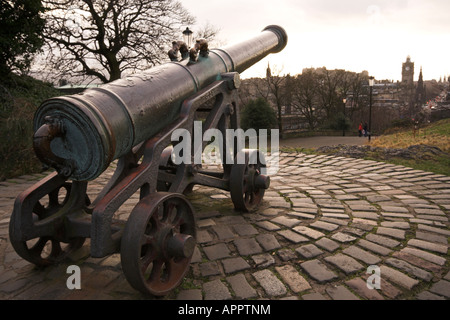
[0,152,449,300]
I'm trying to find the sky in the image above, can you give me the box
[181,0,450,82]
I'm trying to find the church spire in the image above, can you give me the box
[416,66,425,105]
[266,62,272,79]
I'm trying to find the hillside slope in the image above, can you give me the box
[317,119,450,176]
[371,118,450,153]
[0,74,60,180]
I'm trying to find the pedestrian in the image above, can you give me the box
[358,123,363,137]
[363,122,368,137]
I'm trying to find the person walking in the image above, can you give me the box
[363,122,368,137]
[358,123,363,137]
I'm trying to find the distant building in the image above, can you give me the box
[401,56,414,88]
[415,67,426,105]
[239,56,447,135]
[371,56,431,116]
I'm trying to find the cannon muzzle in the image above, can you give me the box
[33,25,288,180]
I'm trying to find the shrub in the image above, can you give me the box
[240,98,277,132]
[0,74,60,180]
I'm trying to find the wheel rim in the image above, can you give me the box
[9,183,85,266]
[121,192,196,296]
[10,236,85,267]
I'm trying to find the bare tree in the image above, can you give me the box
[195,22,222,47]
[266,64,286,137]
[316,68,343,119]
[237,77,269,107]
[347,72,369,121]
[40,0,195,83]
[291,70,319,130]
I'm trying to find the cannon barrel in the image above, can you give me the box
[33,25,288,181]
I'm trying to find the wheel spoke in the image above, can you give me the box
[33,202,46,217]
[171,205,185,229]
[141,234,155,246]
[150,212,162,230]
[29,237,49,258]
[48,189,60,206]
[50,239,62,258]
[166,258,188,281]
[163,201,175,222]
[250,192,256,204]
[244,191,250,204]
[149,259,164,283]
[140,248,157,275]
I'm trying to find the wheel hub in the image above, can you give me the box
[156,225,195,260]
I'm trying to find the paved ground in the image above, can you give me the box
[280,135,369,149]
[0,144,449,300]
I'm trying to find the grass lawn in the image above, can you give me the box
[280,119,450,176]
[370,118,450,153]
[369,119,450,176]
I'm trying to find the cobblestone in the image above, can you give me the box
[429,280,450,298]
[376,227,406,240]
[300,259,338,283]
[256,233,281,251]
[226,274,257,299]
[385,258,432,281]
[222,257,251,274]
[253,269,287,297]
[324,253,365,274]
[212,225,236,240]
[357,239,392,256]
[296,244,324,259]
[331,232,357,243]
[345,277,384,300]
[407,239,448,254]
[326,285,360,300]
[380,265,420,290]
[234,238,263,256]
[176,289,202,300]
[365,234,401,248]
[416,291,446,300]
[203,243,231,260]
[342,246,382,265]
[252,253,275,268]
[301,292,327,300]
[309,221,339,232]
[293,226,325,240]
[392,251,442,273]
[200,261,221,276]
[315,237,340,252]
[203,279,232,300]
[415,231,447,244]
[277,230,309,243]
[401,247,447,266]
[275,265,311,293]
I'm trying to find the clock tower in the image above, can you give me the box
[401,56,416,116]
[402,56,414,87]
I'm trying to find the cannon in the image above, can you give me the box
[9,25,287,296]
